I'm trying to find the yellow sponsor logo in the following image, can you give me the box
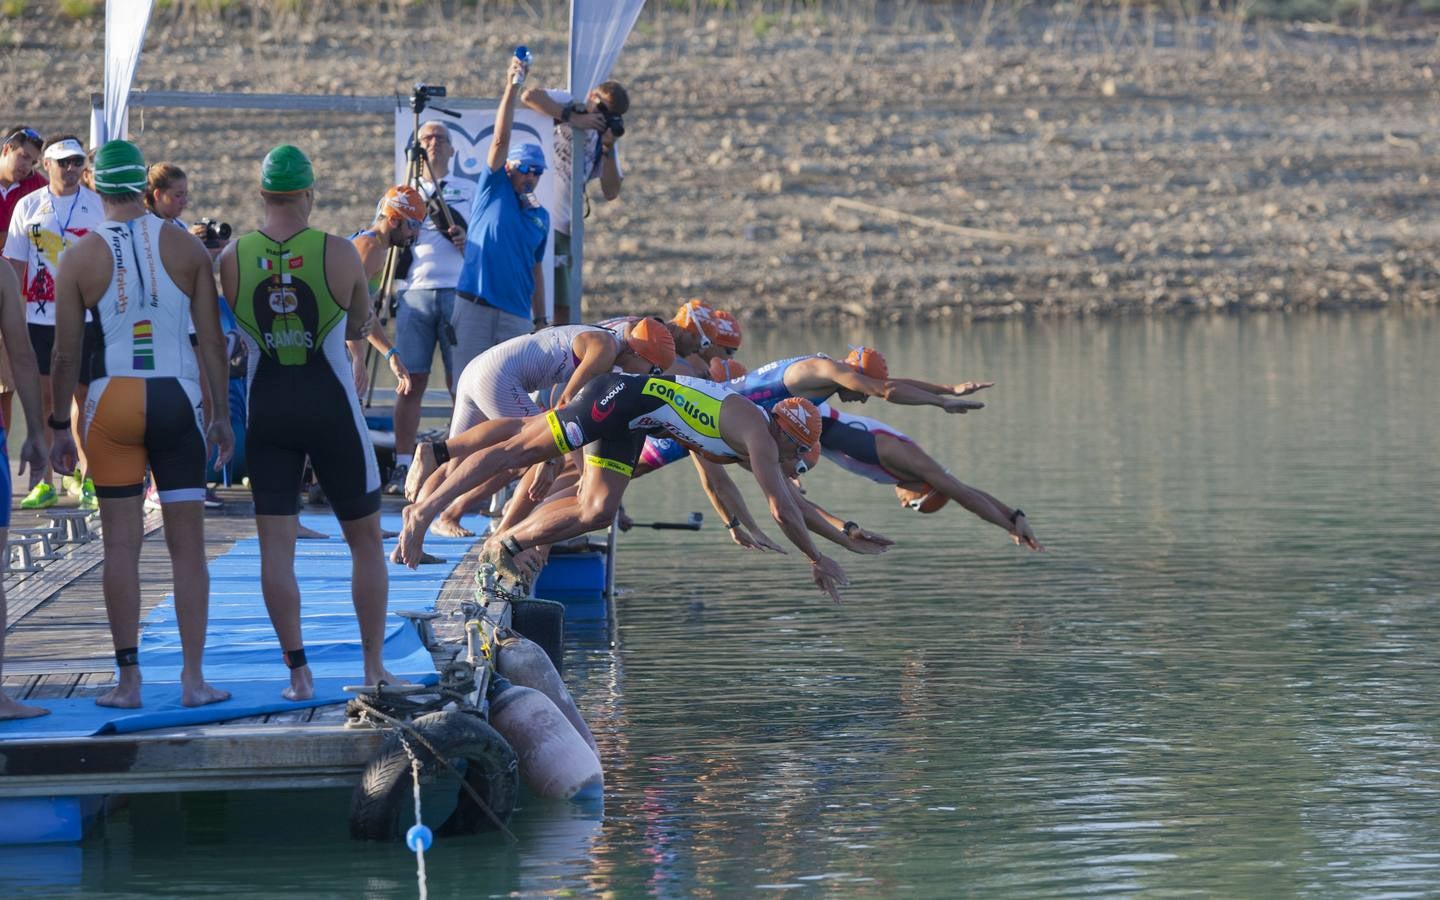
[545,410,572,453]
[641,379,721,436]
[585,455,634,477]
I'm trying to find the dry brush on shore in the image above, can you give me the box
[3,2,1438,321]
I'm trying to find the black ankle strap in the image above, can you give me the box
[283,647,307,669]
[115,647,139,668]
[431,441,450,466]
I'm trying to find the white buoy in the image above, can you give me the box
[488,679,604,801]
[497,634,600,757]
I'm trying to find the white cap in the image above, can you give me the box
[43,138,86,162]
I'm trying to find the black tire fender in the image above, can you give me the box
[349,710,519,841]
[511,598,565,673]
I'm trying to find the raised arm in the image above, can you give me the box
[890,376,994,397]
[487,55,530,172]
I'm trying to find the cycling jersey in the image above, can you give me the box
[816,402,914,484]
[451,324,618,432]
[730,354,835,410]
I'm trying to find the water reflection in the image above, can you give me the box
[28,311,1440,896]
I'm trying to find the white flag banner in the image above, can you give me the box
[567,0,646,98]
[393,106,557,317]
[100,0,154,145]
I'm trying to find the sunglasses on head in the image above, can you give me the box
[513,161,545,176]
[6,128,41,146]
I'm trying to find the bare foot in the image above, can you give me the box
[95,683,143,709]
[432,514,474,538]
[0,691,50,720]
[282,665,314,701]
[404,442,438,502]
[181,680,232,708]
[296,524,330,540]
[364,667,414,690]
[396,504,431,569]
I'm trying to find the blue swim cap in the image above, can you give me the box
[506,143,546,173]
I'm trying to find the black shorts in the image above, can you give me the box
[245,365,381,521]
[819,415,882,467]
[546,373,654,477]
[29,320,105,385]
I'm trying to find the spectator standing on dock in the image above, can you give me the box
[4,135,105,511]
[452,52,550,374]
[521,79,628,325]
[48,140,234,709]
[0,126,46,432]
[346,185,420,400]
[218,144,396,701]
[0,252,50,719]
[385,120,472,496]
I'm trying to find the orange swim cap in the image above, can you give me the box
[771,397,821,451]
[896,483,949,513]
[672,299,719,347]
[626,316,676,373]
[712,309,742,350]
[708,357,747,382]
[845,346,889,381]
[381,185,426,222]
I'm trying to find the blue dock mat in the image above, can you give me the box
[0,513,488,740]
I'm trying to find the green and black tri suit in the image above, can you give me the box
[233,227,381,519]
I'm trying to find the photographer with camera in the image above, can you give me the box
[143,162,235,510]
[521,80,627,326]
[383,114,473,495]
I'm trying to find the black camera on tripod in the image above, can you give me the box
[197,218,231,249]
[410,82,447,114]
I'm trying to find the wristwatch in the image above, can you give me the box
[533,316,549,327]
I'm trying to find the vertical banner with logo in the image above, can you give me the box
[394,105,556,319]
[98,0,155,146]
[565,0,647,318]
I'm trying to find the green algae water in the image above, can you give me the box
[6,311,1439,897]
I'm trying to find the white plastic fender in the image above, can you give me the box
[488,680,604,801]
[497,634,600,758]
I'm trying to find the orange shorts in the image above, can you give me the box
[83,376,207,501]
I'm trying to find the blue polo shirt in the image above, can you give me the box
[456,166,550,320]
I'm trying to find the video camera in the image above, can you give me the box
[197,218,231,249]
[410,82,447,114]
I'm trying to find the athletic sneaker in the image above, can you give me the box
[143,481,162,512]
[78,479,98,511]
[203,487,224,510]
[61,468,84,497]
[20,482,57,510]
[383,464,408,496]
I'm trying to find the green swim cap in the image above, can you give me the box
[92,140,147,196]
[260,144,314,193]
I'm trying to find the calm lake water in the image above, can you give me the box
[6,312,1439,897]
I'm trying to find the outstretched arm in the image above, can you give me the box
[890,376,994,397]
[689,453,783,552]
[819,359,983,413]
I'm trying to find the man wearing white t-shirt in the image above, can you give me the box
[3,135,104,508]
[384,120,475,495]
[521,80,628,325]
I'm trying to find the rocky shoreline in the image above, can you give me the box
[3,5,1438,322]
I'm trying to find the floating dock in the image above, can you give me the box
[0,476,611,843]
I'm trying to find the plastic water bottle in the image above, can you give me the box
[513,46,532,86]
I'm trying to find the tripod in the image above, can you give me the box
[365,83,463,408]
